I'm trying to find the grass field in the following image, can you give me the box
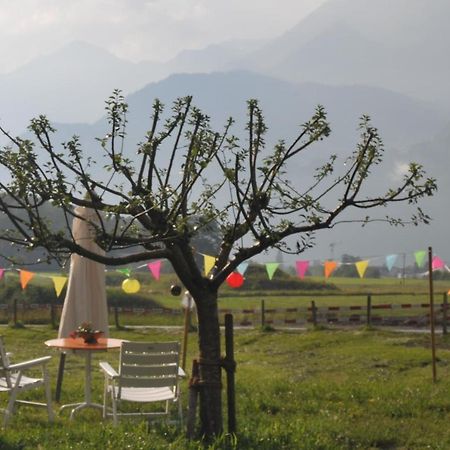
[0,325,450,448]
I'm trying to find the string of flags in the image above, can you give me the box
[0,250,447,296]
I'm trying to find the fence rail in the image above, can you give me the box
[1,293,448,332]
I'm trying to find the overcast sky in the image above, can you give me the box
[0,0,327,73]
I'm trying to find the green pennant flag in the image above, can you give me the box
[117,268,131,278]
[265,262,279,280]
[414,250,426,268]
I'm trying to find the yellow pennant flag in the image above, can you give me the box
[204,255,216,276]
[19,270,35,289]
[52,276,68,297]
[355,260,369,278]
[324,261,337,279]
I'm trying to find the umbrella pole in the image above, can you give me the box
[55,352,66,402]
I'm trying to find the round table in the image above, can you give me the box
[45,337,125,419]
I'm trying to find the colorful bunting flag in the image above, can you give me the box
[2,248,447,291]
[116,268,131,278]
[295,260,309,279]
[324,261,337,279]
[147,261,162,280]
[432,256,445,270]
[415,250,426,268]
[265,262,279,280]
[51,276,67,297]
[19,270,35,289]
[237,262,249,276]
[204,255,216,276]
[355,260,369,278]
[385,254,397,272]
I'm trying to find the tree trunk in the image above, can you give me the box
[194,289,223,437]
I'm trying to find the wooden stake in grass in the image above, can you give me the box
[428,246,437,383]
[181,291,193,371]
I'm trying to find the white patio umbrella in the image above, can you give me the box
[58,205,109,338]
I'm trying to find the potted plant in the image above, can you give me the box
[70,322,103,344]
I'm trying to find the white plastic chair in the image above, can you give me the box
[0,336,54,426]
[99,341,184,425]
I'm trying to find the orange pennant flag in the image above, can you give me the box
[324,261,337,279]
[19,270,35,289]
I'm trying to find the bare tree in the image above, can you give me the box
[0,90,436,437]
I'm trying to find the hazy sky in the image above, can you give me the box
[0,0,327,73]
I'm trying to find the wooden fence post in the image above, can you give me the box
[50,297,56,329]
[224,313,236,434]
[366,294,372,327]
[442,292,448,335]
[261,300,265,328]
[428,246,437,383]
[311,301,317,327]
[181,306,191,372]
[13,297,17,326]
[114,303,120,329]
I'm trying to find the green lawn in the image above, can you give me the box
[0,325,450,448]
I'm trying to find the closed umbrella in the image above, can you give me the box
[56,205,109,400]
[58,205,109,338]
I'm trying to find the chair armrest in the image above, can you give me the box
[8,356,52,371]
[178,367,186,378]
[99,361,118,379]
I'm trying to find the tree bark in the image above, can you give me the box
[194,289,223,437]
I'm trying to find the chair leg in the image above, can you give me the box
[2,409,11,428]
[102,383,108,419]
[111,392,118,426]
[178,398,183,426]
[4,387,19,427]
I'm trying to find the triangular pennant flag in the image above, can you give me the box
[147,261,162,280]
[52,276,67,297]
[295,260,309,279]
[0,269,4,280]
[415,250,426,268]
[237,262,249,276]
[265,262,279,280]
[324,261,337,279]
[355,260,369,278]
[117,268,131,278]
[204,255,216,276]
[432,256,445,270]
[19,270,35,289]
[385,254,397,272]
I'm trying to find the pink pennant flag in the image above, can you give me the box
[147,260,162,280]
[0,269,4,280]
[295,260,309,279]
[432,256,445,270]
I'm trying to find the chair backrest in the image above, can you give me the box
[118,342,180,395]
[0,337,12,388]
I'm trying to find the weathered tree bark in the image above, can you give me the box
[194,289,223,437]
